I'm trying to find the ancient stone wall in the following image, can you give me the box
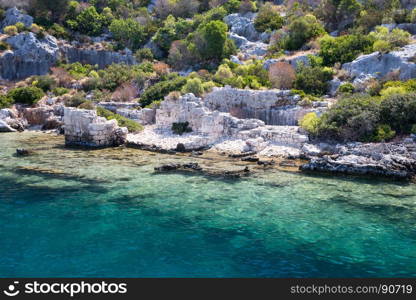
[64,108,127,147]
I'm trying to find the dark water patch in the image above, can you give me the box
[12,166,111,185]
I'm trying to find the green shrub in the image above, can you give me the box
[135,48,154,62]
[254,3,284,32]
[379,86,407,97]
[62,62,95,80]
[182,78,204,96]
[32,75,57,92]
[369,26,411,52]
[280,15,325,51]
[319,34,374,66]
[7,87,44,105]
[195,20,232,60]
[52,87,69,96]
[411,124,416,134]
[299,112,320,135]
[97,107,143,132]
[373,124,396,142]
[48,23,68,39]
[14,22,26,32]
[315,94,382,141]
[140,76,187,106]
[4,25,18,36]
[65,92,87,107]
[109,18,146,50]
[67,6,105,36]
[172,121,192,135]
[379,93,416,133]
[0,95,13,109]
[0,41,9,51]
[338,83,355,94]
[293,65,333,96]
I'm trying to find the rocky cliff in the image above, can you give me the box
[0,32,59,80]
[61,45,137,69]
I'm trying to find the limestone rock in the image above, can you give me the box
[61,46,136,69]
[0,32,59,80]
[300,142,416,179]
[64,108,127,147]
[204,86,326,126]
[1,7,33,30]
[342,44,416,83]
[0,119,16,132]
[224,13,260,42]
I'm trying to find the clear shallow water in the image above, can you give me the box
[1,132,416,277]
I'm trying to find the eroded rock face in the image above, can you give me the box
[0,32,59,80]
[224,13,260,42]
[1,7,33,30]
[342,44,416,84]
[61,46,136,69]
[204,87,326,126]
[300,142,416,179]
[64,108,127,147]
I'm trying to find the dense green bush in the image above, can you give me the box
[135,48,154,62]
[280,15,325,51]
[140,76,187,106]
[52,87,69,96]
[319,34,374,66]
[0,95,13,109]
[338,83,355,94]
[62,62,95,80]
[32,75,57,92]
[97,107,143,132]
[182,78,204,96]
[172,121,192,135]
[195,20,234,60]
[373,124,396,142]
[254,3,284,32]
[65,92,87,107]
[67,6,105,36]
[0,41,9,51]
[7,87,44,105]
[48,23,69,39]
[379,93,416,133]
[109,18,146,50]
[293,65,333,96]
[369,26,410,52]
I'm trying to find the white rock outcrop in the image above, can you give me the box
[342,44,416,84]
[64,108,127,147]
[0,32,59,80]
[224,13,260,42]
[204,87,326,126]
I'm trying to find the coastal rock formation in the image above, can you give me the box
[0,119,16,132]
[61,45,137,69]
[23,106,63,130]
[342,44,416,84]
[1,7,33,30]
[300,142,416,179]
[64,108,127,147]
[0,32,59,80]
[128,93,309,157]
[204,87,327,126]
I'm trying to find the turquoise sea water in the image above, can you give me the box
[1,132,416,277]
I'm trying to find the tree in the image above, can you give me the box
[31,0,69,22]
[68,6,105,36]
[281,15,325,51]
[196,20,229,60]
[254,3,284,32]
[109,18,146,50]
